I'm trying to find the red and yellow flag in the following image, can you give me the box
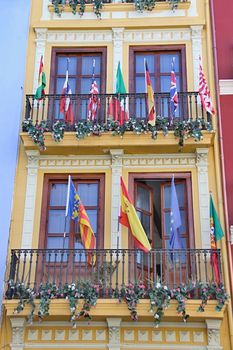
[144,60,156,126]
[120,177,151,252]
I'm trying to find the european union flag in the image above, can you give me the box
[169,176,183,250]
[65,175,80,221]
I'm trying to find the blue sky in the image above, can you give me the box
[0,0,31,302]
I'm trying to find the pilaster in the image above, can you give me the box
[110,149,124,249]
[205,319,222,350]
[196,148,210,249]
[107,318,122,350]
[191,25,203,90]
[33,28,48,93]
[10,318,26,350]
[21,150,40,249]
[112,28,124,91]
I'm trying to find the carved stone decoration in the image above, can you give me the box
[10,318,25,350]
[33,28,48,93]
[196,148,210,249]
[191,25,203,91]
[206,319,223,350]
[107,318,121,350]
[21,150,40,249]
[112,28,124,91]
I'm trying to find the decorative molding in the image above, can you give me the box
[205,319,222,350]
[107,318,121,350]
[10,317,26,350]
[124,28,191,42]
[39,155,111,169]
[123,154,196,167]
[21,150,40,249]
[110,150,124,249]
[112,28,124,91]
[191,25,203,90]
[34,28,48,93]
[196,148,210,249]
[219,79,233,95]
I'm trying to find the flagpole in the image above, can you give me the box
[63,175,71,249]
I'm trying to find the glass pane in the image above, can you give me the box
[141,213,151,239]
[160,54,180,73]
[136,55,154,73]
[50,183,67,206]
[48,209,69,233]
[160,75,170,93]
[57,56,77,75]
[47,236,69,249]
[78,183,98,206]
[82,56,101,75]
[136,76,155,93]
[86,209,97,233]
[136,185,150,211]
[164,182,185,208]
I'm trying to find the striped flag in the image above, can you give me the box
[170,57,178,124]
[144,59,156,126]
[199,56,215,115]
[35,56,46,100]
[66,176,96,264]
[87,59,100,121]
[60,62,75,124]
[120,177,151,252]
[210,194,224,284]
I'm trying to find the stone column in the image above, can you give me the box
[196,148,210,249]
[110,150,124,249]
[191,25,203,90]
[21,150,40,249]
[33,28,47,94]
[112,28,124,91]
[10,318,25,350]
[205,319,222,350]
[107,318,121,350]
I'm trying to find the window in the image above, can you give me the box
[39,174,105,250]
[129,46,187,119]
[49,48,107,121]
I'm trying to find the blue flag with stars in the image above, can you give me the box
[169,176,183,250]
[65,175,80,221]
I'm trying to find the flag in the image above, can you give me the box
[169,176,183,251]
[120,177,151,252]
[87,59,100,121]
[35,56,46,100]
[108,62,129,125]
[210,194,224,283]
[66,176,96,264]
[144,59,156,126]
[199,56,215,115]
[60,64,75,124]
[170,57,178,124]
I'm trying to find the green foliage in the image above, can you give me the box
[22,119,49,151]
[8,280,228,327]
[51,0,103,18]
[52,120,66,142]
[134,0,183,12]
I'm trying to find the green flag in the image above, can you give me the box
[210,194,224,244]
[116,62,126,94]
[35,56,46,100]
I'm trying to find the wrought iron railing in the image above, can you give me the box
[6,249,221,298]
[24,92,211,128]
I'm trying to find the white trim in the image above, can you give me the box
[112,28,124,91]
[219,79,233,95]
[33,28,47,94]
[65,175,71,217]
[25,344,107,349]
[191,26,203,91]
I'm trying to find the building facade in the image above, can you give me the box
[1,0,233,349]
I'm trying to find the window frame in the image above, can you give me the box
[49,47,107,95]
[39,173,105,250]
[128,172,194,249]
[128,45,187,93]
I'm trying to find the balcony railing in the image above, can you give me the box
[24,92,211,129]
[6,249,221,299]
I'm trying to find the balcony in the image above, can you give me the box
[24,92,211,129]
[6,248,221,299]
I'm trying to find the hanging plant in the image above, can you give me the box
[134,0,157,12]
[22,119,49,151]
[51,0,103,18]
[148,283,171,326]
[52,120,66,142]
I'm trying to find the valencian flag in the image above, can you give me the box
[87,59,100,121]
[144,59,156,126]
[60,60,75,124]
[108,62,129,125]
[66,175,96,264]
[35,56,46,100]
[210,194,224,283]
[169,176,183,251]
[170,57,178,125]
[199,56,215,115]
[120,176,151,252]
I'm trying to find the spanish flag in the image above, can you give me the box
[120,177,151,252]
[66,176,96,264]
[144,59,156,126]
